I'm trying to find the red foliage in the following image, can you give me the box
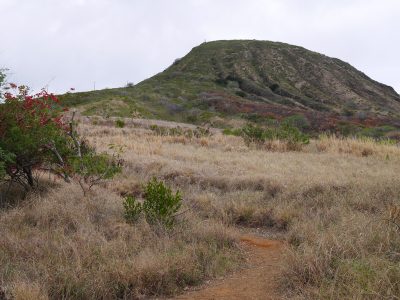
[1,84,67,134]
[201,90,400,132]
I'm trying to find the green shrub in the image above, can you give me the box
[70,148,122,195]
[123,178,182,228]
[337,122,361,137]
[115,119,125,128]
[336,124,398,141]
[143,178,182,228]
[123,195,143,223]
[240,123,310,149]
[274,123,310,146]
[149,124,211,139]
[241,124,265,145]
[68,139,123,196]
[222,128,233,135]
[222,128,242,136]
[357,125,396,140]
[186,115,198,123]
[283,114,310,131]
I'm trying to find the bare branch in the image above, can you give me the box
[45,141,70,183]
[69,110,82,158]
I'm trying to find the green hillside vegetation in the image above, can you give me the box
[60,40,400,137]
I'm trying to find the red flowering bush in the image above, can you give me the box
[0,84,71,189]
[0,82,121,194]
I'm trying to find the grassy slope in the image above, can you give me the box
[1,118,400,299]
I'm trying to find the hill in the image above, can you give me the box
[61,40,400,133]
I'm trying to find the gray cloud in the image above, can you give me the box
[0,0,399,93]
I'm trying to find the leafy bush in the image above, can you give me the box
[337,122,361,137]
[150,124,211,139]
[70,144,122,195]
[115,119,125,128]
[0,81,121,196]
[143,178,182,227]
[123,195,143,223]
[0,84,70,189]
[357,125,396,140]
[186,115,198,123]
[240,123,310,150]
[273,123,310,148]
[222,128,242,136]
[123,178,182,228]
[283,114,310,131]
[241,124,265,145]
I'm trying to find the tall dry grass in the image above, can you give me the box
[314,134,400,159]
[79,119,400,298]
[1,116,400,299]
[279,180,400,299]
[0,184,239,299]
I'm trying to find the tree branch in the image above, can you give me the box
[45,141,70,183]
[69,110,82,158]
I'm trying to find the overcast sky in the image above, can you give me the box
[0,0,399,93]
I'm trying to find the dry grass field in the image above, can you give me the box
[1,116,400,299]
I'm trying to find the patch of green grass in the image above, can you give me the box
[222,128,242,136]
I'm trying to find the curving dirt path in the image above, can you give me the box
[173,235,284,300]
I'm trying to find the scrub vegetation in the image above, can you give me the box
[2,39,400,298]
[1,112,400,299]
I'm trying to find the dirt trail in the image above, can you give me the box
[173,235,284,300]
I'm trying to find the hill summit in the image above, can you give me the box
[64,40,400,131]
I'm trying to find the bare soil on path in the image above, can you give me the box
[172,235,284,300]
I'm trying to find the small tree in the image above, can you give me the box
[0,84,70,190]
[61,111,122,196]
[69,143,122,195]
[0,82,121,197]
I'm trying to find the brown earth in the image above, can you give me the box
[172,235,284,300]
